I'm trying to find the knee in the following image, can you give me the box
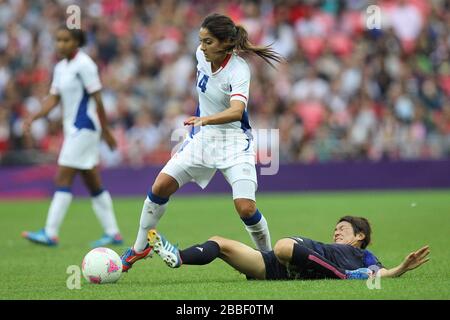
[273,239,295,261]
[151,181,166,197]
[55,172,71,187]
[208,236,225,247]
[151,174,178,198]
[208,236,229,255]
[54,175,63,186]
[234,199,256,218]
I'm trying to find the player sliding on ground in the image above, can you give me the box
[148,216,430,280]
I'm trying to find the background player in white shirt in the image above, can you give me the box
[121,13,283,272]
[21,27,122,248]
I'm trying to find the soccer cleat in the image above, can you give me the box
[21,229,59,247]
[90,233,124,248]
[120,244,153,272]
[147,229,182,268]
[345,267,373,280]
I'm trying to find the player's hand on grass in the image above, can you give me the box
[103,129,117,150]
[184,116,208,127]
[400,245,430,273]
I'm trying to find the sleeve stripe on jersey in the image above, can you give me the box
[231,93,248,101]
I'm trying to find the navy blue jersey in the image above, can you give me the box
[257,236,384,281]
[290,236,384,270]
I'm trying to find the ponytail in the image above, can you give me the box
[201,13,283,68]
[233,25,282,68]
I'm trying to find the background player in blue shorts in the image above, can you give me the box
[148,216,430,280]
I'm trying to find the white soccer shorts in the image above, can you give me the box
[58,129,100,170]
[161,133,257,200]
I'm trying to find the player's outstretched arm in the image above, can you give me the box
[378,245,430,278]
[23,94,60,133]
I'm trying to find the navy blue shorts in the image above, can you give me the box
[260,250,289,280]
[259,236,318,280]
[259,236,347,280]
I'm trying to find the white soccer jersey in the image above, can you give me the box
[193,46,252,138]
[163,47,257,188]
[50,50,102,136]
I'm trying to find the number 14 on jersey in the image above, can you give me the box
[197,71,209,93]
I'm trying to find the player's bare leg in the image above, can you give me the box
[210,236,266,280]
[151,172,179,198]
[148,231,266,280]
[79,167,102,193]
[55,166,78,186]
[234,198,256,219]
[273,238,296,266]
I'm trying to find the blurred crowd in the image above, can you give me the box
[0,0,450,167]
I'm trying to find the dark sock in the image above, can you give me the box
[179,240,220,265]
[290,243,347,279]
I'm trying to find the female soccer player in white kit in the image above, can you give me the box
[121,13,282,271]
[22,27,123,248]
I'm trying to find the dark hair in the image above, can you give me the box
[58,26,86,47]
[201,13,283,68]
[338,216,372,249]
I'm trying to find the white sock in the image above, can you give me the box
[133,197,167,252]
[45,191,73,238]
[91,190,120,236]
[243,211,272,252]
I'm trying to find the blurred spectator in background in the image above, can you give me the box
[0,0,449,167]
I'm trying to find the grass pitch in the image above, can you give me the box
[1,190,449,300]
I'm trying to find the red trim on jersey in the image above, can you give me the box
[231,93,248,101]
[212,53,232,75]
[220,54,232,68]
